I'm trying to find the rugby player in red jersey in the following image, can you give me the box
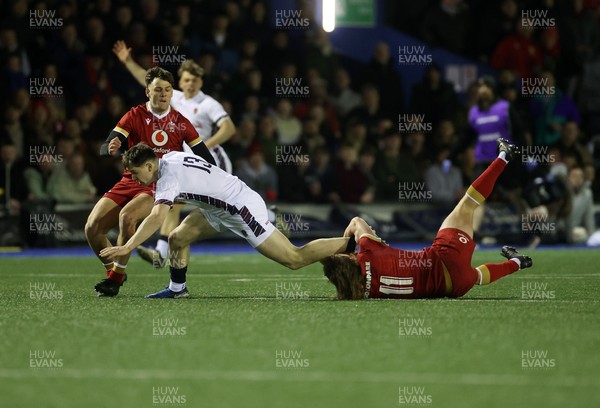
[85,66,215,296]
[322,138,533,300]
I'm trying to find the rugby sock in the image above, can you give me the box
[475,261,520,285]
[169,266,187,292]
[113,262,127,275]
[155,236,169,259]
[103,262,113,273]
[466,158,507,206]
[107,270,127,284]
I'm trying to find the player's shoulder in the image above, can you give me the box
[358,234,387,250]
[128,103,150,115]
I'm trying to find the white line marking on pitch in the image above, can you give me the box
[0,368,597,388]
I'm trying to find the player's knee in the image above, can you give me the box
[168,230,184,249]
[85,215,103,238]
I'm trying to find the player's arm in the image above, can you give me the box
[204,117,235,150]
[113,40,147,87]
[189,140,216,165]
[99,131,128,156]
[344,217,377,242]
[100,204,170,258]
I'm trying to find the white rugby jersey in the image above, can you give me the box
[154,151,245,209]
[171,90,229,141]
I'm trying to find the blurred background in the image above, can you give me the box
[0,0,598,248]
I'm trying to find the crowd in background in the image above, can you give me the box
[0,0,598,244]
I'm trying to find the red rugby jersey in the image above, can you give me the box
[356,235,447,299]
[113,102,201,158]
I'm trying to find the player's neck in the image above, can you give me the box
[183,90,200,100]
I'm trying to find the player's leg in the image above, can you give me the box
[84,197,121,272]
[146,210,219,298]
[113,193,154,274]
[137,204,183,267]
[475,245,533,286]
[256,230,350,270]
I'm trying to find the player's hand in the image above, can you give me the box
[100,246,131,259]
[112,40,132,64]
[108,138,122,156]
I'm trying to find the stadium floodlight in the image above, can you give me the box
[322,0,335,32]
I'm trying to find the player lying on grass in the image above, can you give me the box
[322,138,533,300]
[99,143,352,298]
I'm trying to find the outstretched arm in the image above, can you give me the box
[100,204,170,258]
[204,118,236,150]
[343,217,377,242]
[113,40,147,87]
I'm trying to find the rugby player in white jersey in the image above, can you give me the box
[113,40,236,267]
[100,143,353,298]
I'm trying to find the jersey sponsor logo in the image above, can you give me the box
[364,261,372,299]
[457,232,469,244]
[151,129,169,146]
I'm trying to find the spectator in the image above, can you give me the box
[565,166,595,243]
[529,71,581,146]
[331,143,373,204]
[421,0,472,56]
[552,121,595,181]
[347,84,389,140]
[373,130,420,201]
[475,0,519,62]
[0,141,27,215]
[235,144,278,202]
[330,67,361,119]
[490,18,544,79]
[47,153,97,204]
[425,145,464,205]
[257,114,279,167]
[359,42,403,116]
[304,146,335,203]
[306,29,340,85]
[228,118,257,171]
[410,64,459,126]
[294,78,341,142]
[272,99,302,145]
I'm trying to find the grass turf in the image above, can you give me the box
[0,248,599,408]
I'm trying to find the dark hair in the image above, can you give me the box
[145,66,175,87]
[177,59,204,78]
[322,254,365,300]
[122,143,157,168]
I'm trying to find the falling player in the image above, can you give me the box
[86,67,215,296]
[112,40,236,267]
[99,143,352,298]
[322,138,533,300]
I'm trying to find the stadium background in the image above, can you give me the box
[1,2,600,408]
[1,0,598,248]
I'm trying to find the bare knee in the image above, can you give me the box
[85,214,107,238]
[168,230,185,249]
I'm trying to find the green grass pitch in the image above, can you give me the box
[1,249,599,408]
